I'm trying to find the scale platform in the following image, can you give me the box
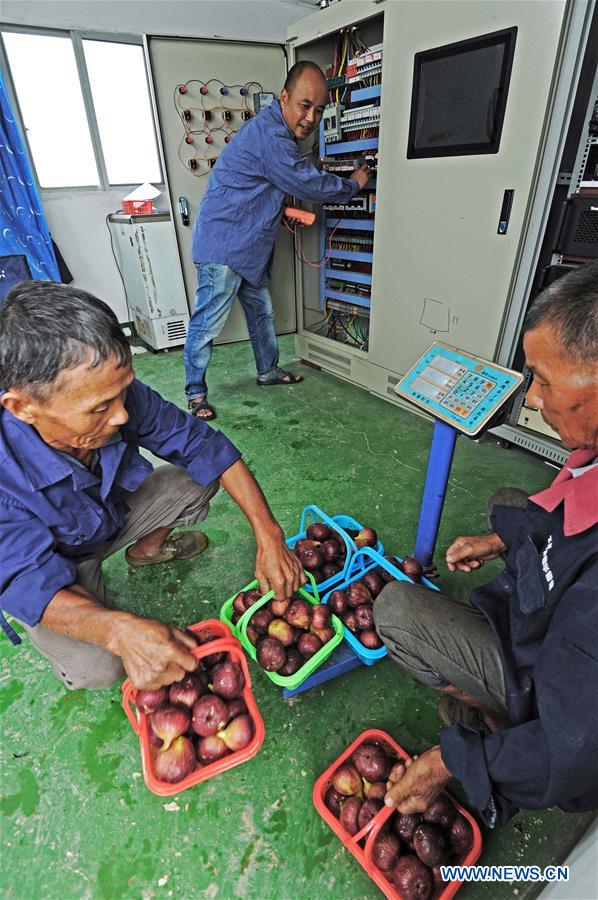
[395,341,523,436]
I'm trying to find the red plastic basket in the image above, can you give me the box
[122,198,154,215]
[313,729,482,900]
[121,620,265,796]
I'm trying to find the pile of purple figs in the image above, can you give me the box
[135,642,254,784]
[328,554,424,651]
[325,741,473,899]
[233,588,337,676]
[291,520,377,583]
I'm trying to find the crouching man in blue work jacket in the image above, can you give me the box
[183,60,371,421]
[0,282,304,691]
[374,261,598,826]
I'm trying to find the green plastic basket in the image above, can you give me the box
[233,573,344,689]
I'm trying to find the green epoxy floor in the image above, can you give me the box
[1,334,594,899]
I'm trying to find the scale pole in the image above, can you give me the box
[413,420,458,568]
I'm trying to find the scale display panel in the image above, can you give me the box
[395,342,523,435]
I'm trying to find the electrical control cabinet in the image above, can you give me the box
[107,213,189,351]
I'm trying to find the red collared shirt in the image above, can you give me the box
[529,449,598,536]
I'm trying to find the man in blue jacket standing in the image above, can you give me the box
[374,262,598,826]
[184,61,371,420]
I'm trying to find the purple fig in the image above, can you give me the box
[346,582,374,608]
[390,855,433,899]
[249,608,273,635]
[339,795,362,836]
[332,763,363,797]
[191,694,228,737]
[153,735,197,783]
[361,571,385,597]
[354,526,377,549]
[450,814,473,857]
[355,605,375,630]
[284,599,312,630]
[297,632,322,659]
[413,824,450,867]
[358,798,382,830]
[150,704,190,750]
[352,742,391,781]
[217,714,253,751]
[210,660,245,699]
[321,539,341,561]
[360,630,383,650]
[324,786,344,819]
[267,617,295,647]
[424,795,457,830]
[328,590,348,616]
[306,522,330,542]
[135,687,169,714]
[197,733,228,763]
[372,829,401,872]
[299,547,325,571]
[256,638,287,672]
[278,647,303,676]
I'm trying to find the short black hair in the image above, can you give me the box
[283,61,326,95]
[0,281,132,400]
[523,260,598,363]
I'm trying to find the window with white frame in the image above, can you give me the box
[2,29,162,190]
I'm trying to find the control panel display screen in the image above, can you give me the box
[395,343,523,435]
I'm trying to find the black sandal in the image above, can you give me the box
[256,370,304,386]
[188,398,216,420]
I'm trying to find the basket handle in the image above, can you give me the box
[237,589,274,648]
[303,569,320,601]
[363,803,396,876]
[121,680,141,735]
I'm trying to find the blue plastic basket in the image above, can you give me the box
[286,505,385,596]
[321,547,438,665]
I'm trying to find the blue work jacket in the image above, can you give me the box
[440,498,598,826]
[191,100,359,286]
[0,379,241,642]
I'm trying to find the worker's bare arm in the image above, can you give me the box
[41,585,198,689]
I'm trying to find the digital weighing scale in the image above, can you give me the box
[395,342,523,569]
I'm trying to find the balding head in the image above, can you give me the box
[280,61,327,141]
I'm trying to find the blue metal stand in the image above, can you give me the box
[282,643,363,699]
[413,420,458,568]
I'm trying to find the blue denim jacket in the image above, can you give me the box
[0,379,241,642]
[192,100,358,286]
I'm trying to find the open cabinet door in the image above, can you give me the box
[367,0,571,375]
[146,36,295,344]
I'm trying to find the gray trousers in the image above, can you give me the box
[23,465,219,691]
[373,489,528,718]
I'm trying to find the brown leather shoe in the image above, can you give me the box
[125,531,208,567]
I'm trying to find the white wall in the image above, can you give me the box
[0,0,315,321]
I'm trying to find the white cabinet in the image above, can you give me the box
[108,213,189,350]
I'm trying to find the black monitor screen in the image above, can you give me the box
[408,27,517,158]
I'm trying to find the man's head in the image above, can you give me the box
[0,281,133,454]
[280,61,327,141]
[522,261,598,450]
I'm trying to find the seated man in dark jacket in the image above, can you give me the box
[374,261,598,826]
[0,282,303,691]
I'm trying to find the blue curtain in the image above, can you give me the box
[0,70,60,281]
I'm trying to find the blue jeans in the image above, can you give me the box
[184,263,280,400]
